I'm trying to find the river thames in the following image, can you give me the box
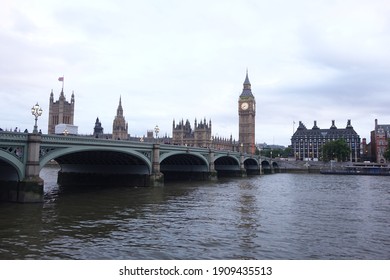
[0,166,389,259]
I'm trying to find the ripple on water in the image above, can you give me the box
[0,171,389,259]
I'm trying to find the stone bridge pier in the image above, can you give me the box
[149,144,164,187]
[4,134,44,203]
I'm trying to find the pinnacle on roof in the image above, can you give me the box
[240,70,254,98]
[116,96,124,116]
[244,69,250,85]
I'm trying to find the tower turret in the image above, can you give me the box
[112,96,128,140]
[48,87,75,134]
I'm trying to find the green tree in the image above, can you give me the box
[384,139,390,161]
[321,139,351,162]
[282,147,292,158]
[258,147,292,158]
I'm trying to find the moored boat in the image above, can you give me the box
[321,162,390,176]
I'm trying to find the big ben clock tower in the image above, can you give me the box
[238,71,256,154]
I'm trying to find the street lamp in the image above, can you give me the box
[154,125,160,143]
[31,103,43,134]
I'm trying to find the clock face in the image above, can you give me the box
[241,102,249,110]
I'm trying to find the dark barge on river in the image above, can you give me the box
[321,162,390,176]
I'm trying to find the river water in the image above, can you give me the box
[0,166,389,259]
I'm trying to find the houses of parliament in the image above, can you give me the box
[47,72,257,154]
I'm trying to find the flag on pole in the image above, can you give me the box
[58,77,64,82]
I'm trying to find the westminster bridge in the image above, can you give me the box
[0,132,279,203]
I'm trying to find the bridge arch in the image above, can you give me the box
[244,157,260,175]
[0,150,24,181]
[40,146,152,173]
[160,152,209,181]
[272,161,280,173]
[159,151,208,165]
[261,160,272,174]
[214,154,240,176]
[40,146,152,187]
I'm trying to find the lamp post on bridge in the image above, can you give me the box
[154,125,160,143]
[31,103,43,134]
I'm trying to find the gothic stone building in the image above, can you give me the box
[172,118,212,148]
[48,89,75,134]
[172,118,236,150]
[112,97,129,140]
[291,120,361,162]
[370,119,390,163]
[238,71,256,154]
[93,117,104,138]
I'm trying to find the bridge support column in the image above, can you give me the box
[150,144,164,187]
[240,154,247,177]
[270,160,276,174]
[259,157,263,175]
[18,134,44,203]
[208,150,218,181]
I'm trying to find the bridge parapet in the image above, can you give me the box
[41,134,153,147]
[0,131,29,141]
[0,131,28,159]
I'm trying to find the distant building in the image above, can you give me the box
[361,138,371,162]
[112,97,128,140]
[172,118,235,150]
[172,118,212,147]
[291,120,361,162]
[238,71,256,154]
[370,119,390,163]
[48,89,75,134]
[93,117,104,138]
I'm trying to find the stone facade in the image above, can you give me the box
[93,117,104,138]
[172,118,212,147]
[171,118,237,150]
[291,120,361,162]
[112,97,128,140]
[48,89,75,134]
[238,71,256,154]
[370,119,390,163]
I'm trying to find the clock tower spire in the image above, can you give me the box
[238,70,256,154]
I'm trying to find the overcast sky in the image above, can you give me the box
[1,0,389,146]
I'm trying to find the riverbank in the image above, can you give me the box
[277,160,390,175]
[277,160,359,174]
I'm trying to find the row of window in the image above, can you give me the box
[293,144,358,148]
[51,115,72,125]
[292,138,359,142]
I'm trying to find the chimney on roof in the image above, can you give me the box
[312,120,319,129]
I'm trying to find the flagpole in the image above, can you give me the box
[58,76,64,93]
[293,121,295,134]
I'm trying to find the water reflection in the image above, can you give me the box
[234,180,260,259]
[0,168,389,260]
